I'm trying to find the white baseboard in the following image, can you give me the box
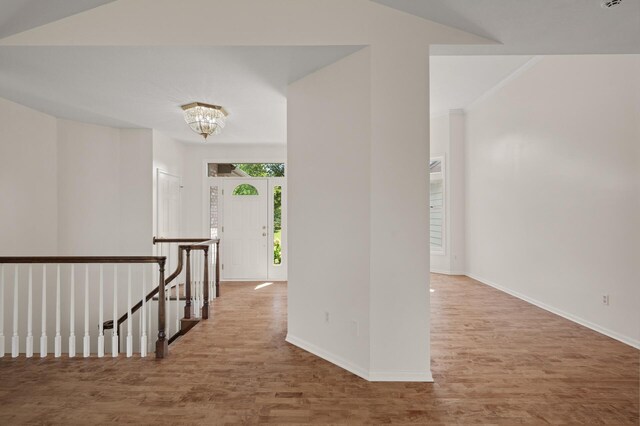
[369,370,433,382]
[285,334,434,382]
[430,268,465,276]
[285,334,369,380]
[467,273,640,350]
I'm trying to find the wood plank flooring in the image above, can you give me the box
[0,275,638,424]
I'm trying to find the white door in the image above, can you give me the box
[157,170,181,238]
[157,170,181,270]
[222,179,269,280]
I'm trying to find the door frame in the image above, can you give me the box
[156,168,182,238]
[201,159,287,282]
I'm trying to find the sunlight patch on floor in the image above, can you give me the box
[255,282,274,290]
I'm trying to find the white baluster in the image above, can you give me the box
[26,265,33,357]
[12,265,19,358]
[112,265,118,357]
[214,243,218,299]
[140,265,147,358]
[40,265,47,357]
[166,264,171,340]
[126,265,132,358]
[69,264,76,357]
[194,254,199,319]
[148,264,153,353]
[0,265,5,357]
[55,265,61,357]
[175,277,179,338]
[98,265,104,357]
[196,254,201,319]
[210,247,214,301]
[198,254,202,314]
[198,255,204,317]
[83,265,90,357]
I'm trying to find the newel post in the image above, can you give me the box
[184,247,192,319]
[202,246,210,319]
[215,241,220,297]
[155,259,168,358]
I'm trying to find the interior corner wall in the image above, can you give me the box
[57,120,153,255]
[0,97,58,256]
[465,54,640,347]
[119,129,154,255]
[448,111,466,274]
[287,48,371,377]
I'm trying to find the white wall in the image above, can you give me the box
[0,97,58,256]
[57,120,153,255]
[289,42,432,381]
[368,43,431,381]
[119,129,154,254]
[288,48,371,377]
[465,54,640,347]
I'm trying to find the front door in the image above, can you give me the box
[222,179,269,280]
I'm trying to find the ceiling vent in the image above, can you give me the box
[601,0,622,8]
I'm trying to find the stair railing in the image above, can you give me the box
[104,239,218,350]
[0,256,167,359]
[153,237,220,300]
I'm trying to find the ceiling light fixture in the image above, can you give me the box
[181,102,228,140]
[601,0,622,8]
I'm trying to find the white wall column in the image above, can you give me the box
[289,45,432,381]
[369,43,431,381]
[448,110,466,274]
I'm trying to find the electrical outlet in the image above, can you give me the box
[602,294,610,305]
[324,311,330,323]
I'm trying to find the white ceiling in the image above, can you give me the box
[430,55,535,116]
[0,0,114,39]
[373,0,640,54]
[0,46,362,143]
[0,1,636,144]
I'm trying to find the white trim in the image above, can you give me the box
[430,268,465,276]
[156,168,182,238]
[285,334,369,380]
[465,56,544,113]
[368,370,433,382]
[467,273,640,350]
[286,334,434,382]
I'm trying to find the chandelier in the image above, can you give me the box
[181,102,228,140]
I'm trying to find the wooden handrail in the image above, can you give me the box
[105,247,189,330]
[153,236,220,297]
[153,237,219,245]
[105,243,213,349]
[0,256,168,358]
[0,257,165,264]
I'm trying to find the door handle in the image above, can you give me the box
[262,232,267,237]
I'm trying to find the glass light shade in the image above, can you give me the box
[181,102,228,140]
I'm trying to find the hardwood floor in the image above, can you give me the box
[0,275,637,424]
